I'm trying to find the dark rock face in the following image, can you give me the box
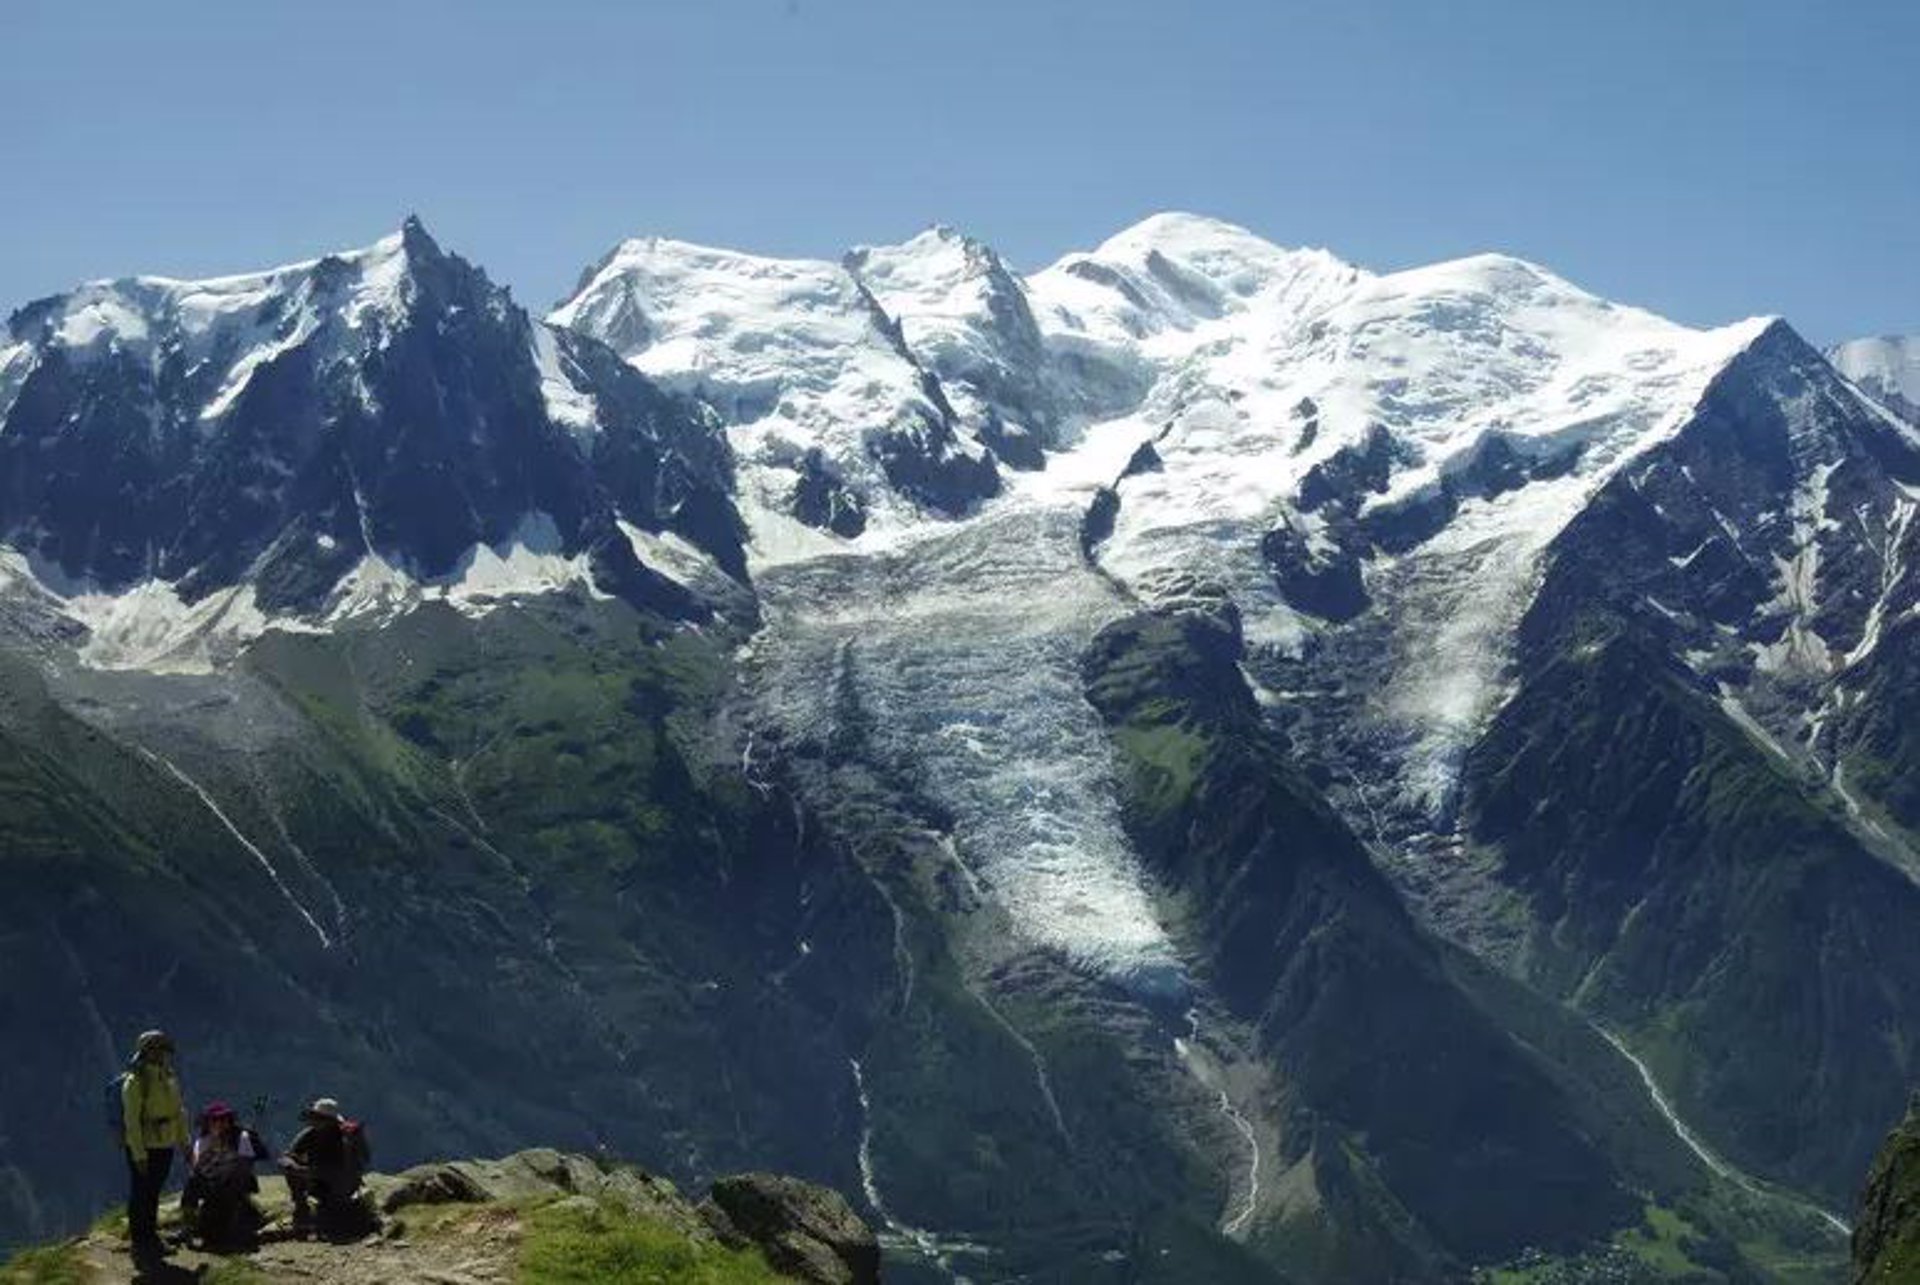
[1083,606,1643,1280]
[853,268,1006,518]
[378,1162,491,1212]
[1464,626,1920,1204]
[1080,436,1168,563]
[792,448,868,537]
[977,408,1046,470]
[1296,424,1405,513]
[0,221,744,620]
[703,1172,881,1285]
[1854,1095,1920,1284]
[1834,613,1920,831]
[1447,322,1920,1206]
[851,230,1063,469]
[1081,486,1121,560]
[1260,521,1368,621]
[1120,439,1163,480]
[548,326,748,582]
[1518,321,1920,685]
[1063,256,1152,314]
[871,413,1001,517]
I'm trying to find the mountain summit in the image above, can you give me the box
[0,222,746,669]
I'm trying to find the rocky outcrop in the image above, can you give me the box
[379,1151,877,1282]
[1855,1095,1920,1283]
[378,1149,707,1241]
[701,1173,881,1285]
[18,1150,876,1285]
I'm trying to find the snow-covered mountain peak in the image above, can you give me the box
[1089,279,1773,592]
[1030,212,1364,348]
[844,224,1019,319]
[1830,334,1920,422]
[0,224,750,668]
[0,218,456,430]
[554,233,1007,556]
[1086,209,1311,270]
[550,234,905,403]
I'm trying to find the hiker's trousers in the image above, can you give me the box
[125,1146,174,1245]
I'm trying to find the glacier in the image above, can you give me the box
[554,211,1799,982]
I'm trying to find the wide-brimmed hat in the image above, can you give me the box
[200,1101,235,1123]
[301,1097,343,1122]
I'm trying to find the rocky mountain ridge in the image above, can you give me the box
[0,217,747,672]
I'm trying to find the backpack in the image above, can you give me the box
[104,1071,130,1141]
[341,1119,371,1176]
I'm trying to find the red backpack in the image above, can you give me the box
[340,1119,372,1176]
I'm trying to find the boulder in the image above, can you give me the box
[378,1162,490,1213]
[701,1172,881,1285]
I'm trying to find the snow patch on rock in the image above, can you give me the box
[531,323,599,436]
[1832,335,1920,420]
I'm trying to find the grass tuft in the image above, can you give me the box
[0,1243,91,1285]
[200,1262,270,1285]
[517,1202,784,1285]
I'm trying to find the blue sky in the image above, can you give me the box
[3,0,1915,343]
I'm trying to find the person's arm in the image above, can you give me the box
[280,1126,313,1168]
[121,1073,144,1159]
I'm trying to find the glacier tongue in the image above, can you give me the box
[748,496,1185,995]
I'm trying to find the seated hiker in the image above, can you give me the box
[278,1097,372,1235]
[180,1101,272,1249]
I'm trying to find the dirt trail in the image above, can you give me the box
[71,1174,524,1285]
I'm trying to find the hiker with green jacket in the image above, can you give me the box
[119,1030,190,1256]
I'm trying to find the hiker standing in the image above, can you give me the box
[117,1030,190,1256]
